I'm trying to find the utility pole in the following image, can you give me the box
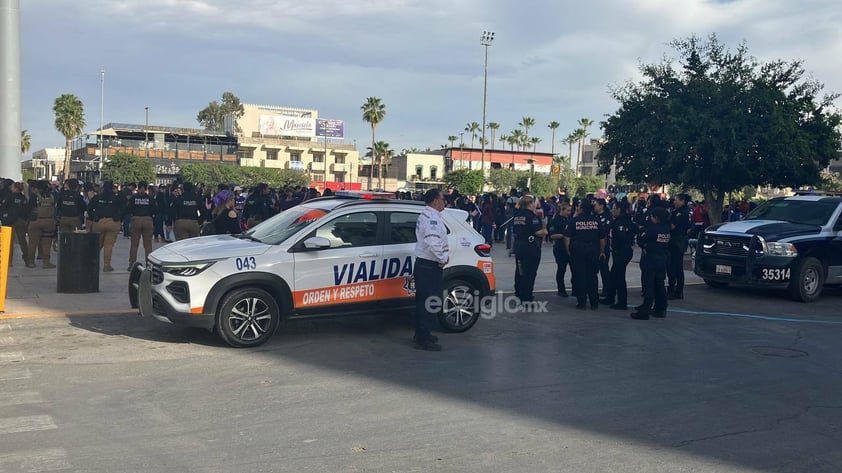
[480,30,494,175]
[98,68,105,180]
[0,0,21,180]
[144,106,149,159]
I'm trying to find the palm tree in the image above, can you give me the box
[563,132,578,174]
[53,94,86,181]
[547,121,560,155]
[498,133,509,150]
[529,136,542,152]
[447,135,458,149]
[361,97,386,190]
[465,121,480,169]
[487,122,500,150]
[364,140,392,189]
[518,116,536,143]
[507,135,518,152]
[21,129,31,155]
[576,117,594,176]
[511,129,525,152]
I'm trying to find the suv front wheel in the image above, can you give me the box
[216,288,281,347]
[438,279,482,333]
[788,257,824,303]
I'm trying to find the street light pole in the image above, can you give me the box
[99,67,104,181]
[480,30,494,175]
[144,106,149,159]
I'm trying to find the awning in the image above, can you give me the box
[88,128,117,137]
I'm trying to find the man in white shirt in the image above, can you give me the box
[412,189,449,351]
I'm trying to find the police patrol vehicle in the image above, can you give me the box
[694,194,842,302]
[129,191,496,347]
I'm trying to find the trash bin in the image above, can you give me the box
[57,231,100,293]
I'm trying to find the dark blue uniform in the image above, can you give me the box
[668,205,692,298]
[547,213,570,296]
[565,213,607,308]
[637,221,671,317]
[512,208,543,302]
[596,209,612,296]
[602,214,635,308]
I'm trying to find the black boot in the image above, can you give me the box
[630,311,650,320]
[668,291,683,300]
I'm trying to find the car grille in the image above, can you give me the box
[703,235,750,257]
[150,263,164,284]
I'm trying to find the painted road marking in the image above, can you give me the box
[0,448,71,472]
[0,391,43,408]
[0,367,31,381]
[0,415,57,435]
[0,336,15,346]
[0,309,137,321]
[670,308,842,325]
[0,352,24,363]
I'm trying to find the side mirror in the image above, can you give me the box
[303,236,331,249]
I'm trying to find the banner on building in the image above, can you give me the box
[316,119,344,139]
[289,161,305,171]
[259,115,316,137]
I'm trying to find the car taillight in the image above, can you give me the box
[474,244,491,257]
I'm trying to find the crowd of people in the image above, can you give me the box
[0,178,331,272]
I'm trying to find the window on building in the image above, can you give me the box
[335,174,345,183]
[313,152,325,163]
[240,150,254,160]
[430,166,437,181]
[335,154,346,164]
[290,151,301,161]
[491,163,501,169]
[582,167,593,176]
[266,150,278,160]
[415,165,423,179]
[583,151,594,163]
[312,172,325,181]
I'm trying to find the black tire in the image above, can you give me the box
[216,288,280,347]
[437,279,481,333]
[788,257,824,303]
[704,279,729,289]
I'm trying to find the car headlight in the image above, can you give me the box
[764,242,798,257]
[161,261,217,277]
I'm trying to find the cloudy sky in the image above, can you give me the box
[19,0,842,158]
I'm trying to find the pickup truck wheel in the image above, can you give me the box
[438,279,481,333]
[788,257,824,303]
[216,288,280,347]
[704,279,729,289]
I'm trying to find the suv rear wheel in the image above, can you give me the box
[788,257,824,303]
[216,288,280,347]
[438,279,481,333]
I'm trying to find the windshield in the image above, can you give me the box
[244,205,330,245]
[745,200,837,226]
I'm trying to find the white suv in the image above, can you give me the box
[129,193,496,347]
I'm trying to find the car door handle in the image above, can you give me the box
[358,253,378,258]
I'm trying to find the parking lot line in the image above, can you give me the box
[670,308,842,325]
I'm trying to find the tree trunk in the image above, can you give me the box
[704,189,726,226]
[369,127,375,190]
[63,137,72,181]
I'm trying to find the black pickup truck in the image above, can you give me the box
[694,195,842,302]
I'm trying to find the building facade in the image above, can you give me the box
[22,147,65,181]
[448,147,553,174]
[236,104,360,191]
[579,141,618,185]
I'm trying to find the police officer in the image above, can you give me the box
[126,181,157,270]
[1,182,31,267]
[243,183,276,229]
[512,195,547,303]
[600,200,636,310]
[594,198,612,297]
[631,206,671,320]
[171,182,202,241]
[26,181,56,269]
[667,193,692,300]
[412,189,448,351]
[56,179,86,234]
[88,181,122,272]
[548,202,571,297]
[565,199,606,310]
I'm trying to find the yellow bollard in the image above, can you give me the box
[0,226,11,312]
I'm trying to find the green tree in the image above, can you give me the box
[575,118,594,175]
[487,122,500,150]
[21,129,31,155]
[529,136,542,152]
[365,140,393,190]
[179,162,240,186]
[196,92,245,132]
[570,175,604,198]
[547,121,560,155]
[498,133,509,150]
[444,169,484,195]
[465,121,480,169]
[519,116,536,144]
[447,135,458,148]
[511,129,525,151]
[361,97,386,190]
[53,93,86,181]
[562,132,577,174]
[488,168,521,192]
[598,34,842,223]
[526,171,555,198]
[101,152,155,184]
